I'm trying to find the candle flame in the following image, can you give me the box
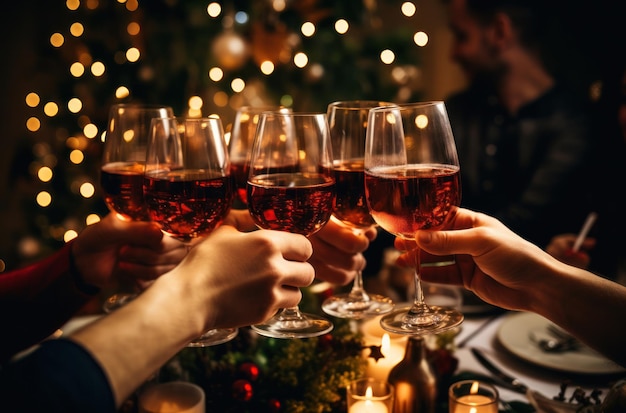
[470,408,477,413]
[470,381,480,394]
[381,333,391,353]
[365,386,373,399]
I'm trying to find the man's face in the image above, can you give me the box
[446,0,502,83]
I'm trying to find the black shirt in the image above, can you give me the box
[446,83,596,248]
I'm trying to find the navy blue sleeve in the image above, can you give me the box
[0,338,116,413]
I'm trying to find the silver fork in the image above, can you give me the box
[530,325,580,353]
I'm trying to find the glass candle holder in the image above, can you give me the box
[448,380,499,413]
[139,381,205,413]
[347,378,394,413]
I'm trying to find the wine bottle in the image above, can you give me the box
[387,336,437,413]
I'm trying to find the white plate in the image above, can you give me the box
[497,312,625,375]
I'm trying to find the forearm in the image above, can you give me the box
[70,268,206,406]
[0,242,96,361]
[529,261,626,367]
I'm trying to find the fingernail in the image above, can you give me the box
[417,231,432,244]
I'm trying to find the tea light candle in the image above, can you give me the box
[449,380,498,413]
[139,381,205,413]
[349,399,389,413]
[347,379,394,413]
[365,333,405,381]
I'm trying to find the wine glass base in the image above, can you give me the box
[321,293,394,319]
[251,313,334,339]
[380,304,463,335]
[102,293,137,313]
[187,328,239,347]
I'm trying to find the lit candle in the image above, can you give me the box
[365,333,405,381]
[349,386,389,413]
[449,381,498,413]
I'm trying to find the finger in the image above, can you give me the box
[275,261,316,288]
[314,219,370,254]
[222,210,257,232]
[309,235,365,271]
[420,255,475,285]
[260,230,313,262]
[309,261,360,285]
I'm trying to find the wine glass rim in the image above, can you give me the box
[328,100,396,110]
[368,100,445,112]
[110,103,173,109]
[159,115,221,122]
[259,111,326,117]
[236,105,287,112]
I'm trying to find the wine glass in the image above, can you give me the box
[321,100,395,319]
[364,101,464,335]
[228,105,286,207]
[247,111,335,338]
[144,116,238,346]
[100,103,174,312]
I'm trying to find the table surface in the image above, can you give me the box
[453,310,623,405]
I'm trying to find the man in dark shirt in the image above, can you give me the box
[444,0,595,248]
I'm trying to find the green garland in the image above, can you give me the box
[163,319,366,413]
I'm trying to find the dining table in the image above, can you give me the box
[450,309,626,411]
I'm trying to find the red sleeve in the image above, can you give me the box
[0,241,95,362]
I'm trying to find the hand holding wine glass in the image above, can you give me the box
[364,101,464,335]
[247,111,336,338]
[100,103,175,312]
[144,116,237,346]
[321,100,394,319]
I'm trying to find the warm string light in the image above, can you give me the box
[10,0,430,266]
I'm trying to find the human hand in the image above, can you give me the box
[224,211,376,286]
[394,208,556,311]
[545,233,595,269]
[71,214,187,290]
[170,225,314,329]
[308,217,376,285]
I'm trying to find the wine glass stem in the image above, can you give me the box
[347,228,370,301]
[412,246,427,309]
[279,306,303,319]
[348,270,370,301]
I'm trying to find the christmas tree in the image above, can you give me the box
[0,0,427,268]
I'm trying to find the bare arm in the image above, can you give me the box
[396,208,626,366]
[70,225,314,406]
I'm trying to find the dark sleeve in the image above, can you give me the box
[0,242,98,362]
[0,339,116,413]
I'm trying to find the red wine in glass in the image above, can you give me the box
[144,169,233,242]
[365,164,461,237]
[101,162,149,221]
[365,101,464,336]
[248,173,335,235]
[332,160,377,229]
[321,100,395,320]
[246,111,335,339]
[230,161,250,205]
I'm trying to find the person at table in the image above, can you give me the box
[442,0,596,249]
[0,210,373,412]
[0,213,188,362]
[545,57,626,282]
[0,209,371,363]
[394,207,626,367]
[362,0,596,280]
